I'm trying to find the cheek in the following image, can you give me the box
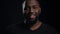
[36,8,41,14]
[24,10,28,14]
[34,9,41,16]
[34,9,39,14]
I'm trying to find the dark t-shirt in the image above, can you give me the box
[5,23,58,34]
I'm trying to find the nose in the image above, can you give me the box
[29,8,34,13]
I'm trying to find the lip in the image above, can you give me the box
[29,15,36,18]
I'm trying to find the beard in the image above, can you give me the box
[23,12,39,28]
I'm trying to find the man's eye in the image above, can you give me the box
[24,7,29,10]
[33,7,38,9]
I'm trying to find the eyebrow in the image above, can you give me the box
[25,5,40,7]
[34,4,40,6]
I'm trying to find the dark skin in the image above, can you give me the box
[24,0,42,31]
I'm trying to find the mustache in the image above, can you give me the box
[27,12,37,16]
[23,12,39,18]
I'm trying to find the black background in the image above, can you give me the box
[2,0,58,33]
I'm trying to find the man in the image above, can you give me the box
[5,0,58,34]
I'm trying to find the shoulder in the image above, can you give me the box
[6,24,17,31]
[40,23,58,34]
[5,23,22,32]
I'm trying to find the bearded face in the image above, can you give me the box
[23,0,41,21]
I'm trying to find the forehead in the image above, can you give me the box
[26,0,39,6]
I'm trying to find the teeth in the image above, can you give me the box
[30,15,35,18]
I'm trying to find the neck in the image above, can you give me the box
[30,20,42,31]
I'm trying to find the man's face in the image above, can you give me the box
[24,0,41,21]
